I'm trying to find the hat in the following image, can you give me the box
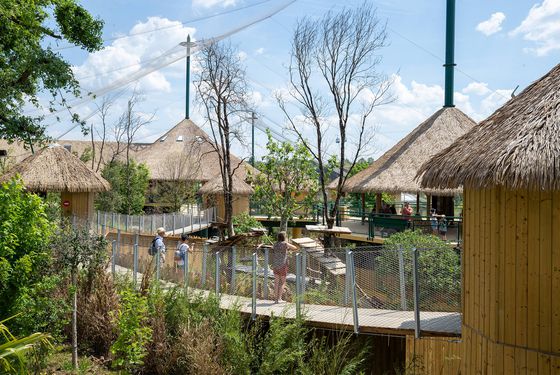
[156,227,166,235]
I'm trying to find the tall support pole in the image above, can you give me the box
[250,112,257,166]
[412,247,421,338]
[133,244,139,289]
[251,252,257,320]
[361,193,366,224]
[398,246,408,310]
[215,251,221,296]
[263,247,269,300]
[230,246,237,293]
[295,253,302,319]
[202,243,208,288]
[349,251,359,334]
[185,35,191,119]
[444,0,456,107]
[344,249,351,305]
[184,247,189,291]
[111,240,117,277]
[375,193,382,213]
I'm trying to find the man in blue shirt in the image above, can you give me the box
[155,227,167,263]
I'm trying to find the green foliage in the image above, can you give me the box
[251,130,319,230]
[0,0,103,143]
[233,212,264,234]
[0,177,53,318]
[11,275,71,342]
[149,180,198,213]
[0,316,52,374]
[378,230,461,311]
[42,192,62,224]
[96,160,150,215]
[111,288,152,372]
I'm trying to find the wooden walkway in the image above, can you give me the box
[166,221,211,236]
[114,265,461,337]
[292,237,347,276]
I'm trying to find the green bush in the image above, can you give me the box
[111,288,152,372]
[377,230,460,311]
[233,212,264,234]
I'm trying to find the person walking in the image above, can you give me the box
[152,227,167,264]
[271,231,297,303]
[174,233,193,279]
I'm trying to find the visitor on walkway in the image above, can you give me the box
[430,208,439,235]
[153,227,167,263]
[401,202,413,216]
[175,233,193,277]
[438,215,448,241]
[271,231,298,303]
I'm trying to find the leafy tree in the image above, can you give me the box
[50,222,107,370]
[96,160,150,215]
[0,178,53,318]
[0,0,103,145]
[251,130,318,232]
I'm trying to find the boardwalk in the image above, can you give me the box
[292,237,346,276]
[114,265,461,337]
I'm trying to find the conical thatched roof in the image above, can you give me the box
[341,107,476,195]
[135,119,256,182]
[419,63,560,191]
[198,174,254,196]
[0,144,110,192]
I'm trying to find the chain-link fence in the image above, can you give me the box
[105,232,461,336]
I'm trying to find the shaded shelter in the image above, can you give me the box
[0,144,110,220]
[339,107,475,215]
[198,174,254,221]
[418,62,560,372]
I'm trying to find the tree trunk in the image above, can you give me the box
[280,215,288,233]
[71,270,78,370]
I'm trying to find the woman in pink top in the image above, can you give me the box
[271,231,297,303]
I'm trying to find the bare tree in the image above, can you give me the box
[91,95,114,172]
[196,42,248,237]
[278,2,393,231]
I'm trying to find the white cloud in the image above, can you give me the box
[237,51,248,61]
[480,89,513,115]
[476,12,506,36]
[73,17,196,93]
[510,0,560,56]
[462,82,491,96]
[255,47,265,55]
[192,0,238,10]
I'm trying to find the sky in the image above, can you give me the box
[44,0,560,162]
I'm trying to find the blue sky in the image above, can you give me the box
[48,0,560,161]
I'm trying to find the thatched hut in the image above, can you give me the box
[418,62,560,373]
[340,107,475,215]
[0,144,110,220]
[198,174,254,221]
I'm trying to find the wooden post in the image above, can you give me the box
[416,193,420,215]
[427,194,432,213]
[361,193,366,223]
[375,193,382,213]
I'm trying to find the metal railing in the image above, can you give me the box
[95,206,216,235]
[105,228,461,337]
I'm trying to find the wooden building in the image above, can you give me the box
[417,62,560,373]
[0,144,110,221]
[199,174,254,221]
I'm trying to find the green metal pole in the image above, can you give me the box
[444,0,456,108]
[186,35,191,119]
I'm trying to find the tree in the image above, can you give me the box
[0,178,53,318]
[96,159,150,214]
[50,222,107,370]
[196,42,248,237]
[278,3,392,231]
[0,0,103,145]
[251,130,318,232]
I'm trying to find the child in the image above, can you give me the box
[438,215,448,241]
[174,233,193,275]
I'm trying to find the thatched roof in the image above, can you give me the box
[419,63,560,191]
[340,107,476,195]
[0,144,111,192]
[198,174,254,196]
[135,119,257,182]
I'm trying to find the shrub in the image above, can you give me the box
[111,288,152,372]
[232,212,263,234]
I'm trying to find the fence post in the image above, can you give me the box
[202,243,208,288]
[125,215,129,232]
[172,214,176,235]
[344,249,351,305]
[215,251,221,296]
[184,246,189,291]
[133,243,138,289]
[96,211,100,234]
[104,212,107,232]
[263,247,269,300]
[398,246,408,310]
[301,248,307,295]
[111,212,115,228]
[252,252,257,320]
[230,246,237,294]
[156,246,161,283]
[163,213,166,231]
[349,251,359,334]
[116,229,121,258]
[111,240,116,277]
[295,252,302,319]
[190,211,193,231]
[412,247,421,338]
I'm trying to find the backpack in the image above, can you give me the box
[174,250,182,261]
[149,238,158,256]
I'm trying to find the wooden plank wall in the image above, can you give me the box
[460,188,560,374]
[405,335,462,374]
